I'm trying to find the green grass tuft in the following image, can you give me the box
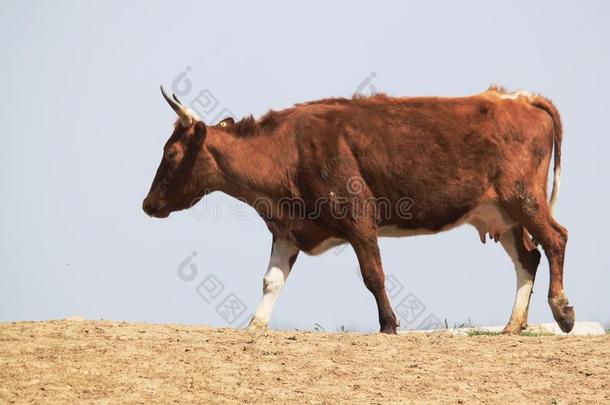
[466,329,501,336]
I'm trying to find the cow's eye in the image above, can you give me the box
[165,148,178,160]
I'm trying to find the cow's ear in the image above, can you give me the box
[218,117,235,128]
[193,120,207,144]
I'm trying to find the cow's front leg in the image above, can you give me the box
[350,235,398,334]
[248,238,300,330]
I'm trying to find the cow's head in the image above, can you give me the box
[142,86,219,218]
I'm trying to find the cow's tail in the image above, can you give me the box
[530,96,563,217]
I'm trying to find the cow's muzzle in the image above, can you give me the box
[142,196,170,218]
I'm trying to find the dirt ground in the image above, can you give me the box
[0,321,608,404]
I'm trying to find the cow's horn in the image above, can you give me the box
[160,85,199,126]
[161,85,183,115]
[172,93,183,105]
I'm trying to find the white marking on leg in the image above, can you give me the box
[249,239,299,329]
[500,230,534,330]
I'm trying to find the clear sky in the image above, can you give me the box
[1,0,608,331]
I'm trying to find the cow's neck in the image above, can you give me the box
[209,132,291,207]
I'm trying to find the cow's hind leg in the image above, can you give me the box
[501,186,574,333]
[499,226,541,334]
[248,238,299,330]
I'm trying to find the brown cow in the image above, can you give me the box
[143,85,573,334]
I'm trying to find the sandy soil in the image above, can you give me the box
[0,321,608,404]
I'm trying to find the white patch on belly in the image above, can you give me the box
[377,203,515,241]
[305,202,516,254]
[378,222,464,238]
[306,237,346,256]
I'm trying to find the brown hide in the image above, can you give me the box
[144,86,572,334]
[207,89,557,253]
